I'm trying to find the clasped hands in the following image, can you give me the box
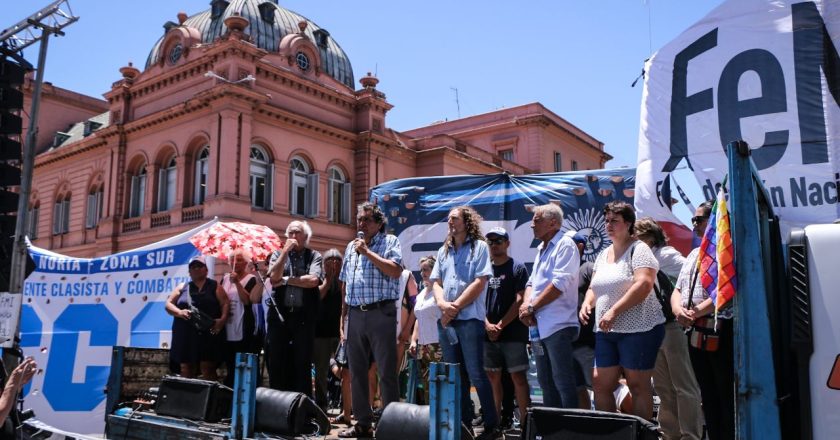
[438,301,459,326]
[518,303,535,327]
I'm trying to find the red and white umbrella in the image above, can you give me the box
[190,221,282,261]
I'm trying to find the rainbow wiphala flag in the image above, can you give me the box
[697,188,737,316]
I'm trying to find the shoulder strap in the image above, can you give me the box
[179,282,191,306]
[687,257,701,309]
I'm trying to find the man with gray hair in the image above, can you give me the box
[518,203,580,408]
[266,220,323,395]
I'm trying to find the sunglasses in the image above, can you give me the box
[691,215,709,224]
[487,237,507,245]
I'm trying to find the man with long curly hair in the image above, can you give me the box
[430,206,500,440]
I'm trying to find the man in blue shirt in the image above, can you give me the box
[431,206,500,440]
[518,204,580,409]
[338,202,402,438]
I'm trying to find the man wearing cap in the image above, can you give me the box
[165,256,229,381]
[267,221,323,395]
[518,204,580,409]
[484,226,531,428]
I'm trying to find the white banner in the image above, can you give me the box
[636,0,840,232]
[19,220,216,435]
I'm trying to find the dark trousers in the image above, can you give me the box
[688,319,734,440]
[266,310,315,396]
[347,304,398,428]
[501,370,515,422]
[313,336,339,409]
[224,336,260,387]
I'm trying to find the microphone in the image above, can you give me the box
[355,231,365,254]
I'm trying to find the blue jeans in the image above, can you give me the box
[438,319,499,430]
[534,326,579,408]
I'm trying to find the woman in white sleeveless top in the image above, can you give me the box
[219,249,261,386]
[408,255,442,404]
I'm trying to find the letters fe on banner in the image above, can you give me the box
[635,0,840,233]
[19,220,217,435]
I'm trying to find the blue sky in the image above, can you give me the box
[4,0,723,218]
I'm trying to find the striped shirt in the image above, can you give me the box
[339,232,403,306]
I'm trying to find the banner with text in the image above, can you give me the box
[19,220,216,435]
[636,0,840,232]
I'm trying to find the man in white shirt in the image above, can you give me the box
[518,204,580,408]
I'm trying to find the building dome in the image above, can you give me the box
[146,0,354,88]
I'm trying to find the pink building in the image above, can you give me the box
[26,0,611,257]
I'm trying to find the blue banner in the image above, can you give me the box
[370,168,636,270]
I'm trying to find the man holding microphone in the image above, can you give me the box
[338,202,403,438]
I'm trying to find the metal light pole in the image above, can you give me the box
[1,0,78,294]
[8,32,49,294]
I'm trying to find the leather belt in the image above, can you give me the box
[352,299,396,312]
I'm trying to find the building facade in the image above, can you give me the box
[26,0,611,258]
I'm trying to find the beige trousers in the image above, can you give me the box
[653,321,704,440]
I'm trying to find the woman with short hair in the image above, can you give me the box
[579,201,664,420]
[220,249,261,387]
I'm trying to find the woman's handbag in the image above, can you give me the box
[686,266,720,352]
[181,282,215,332]
[689,316,720,351]
[188,305,216,332]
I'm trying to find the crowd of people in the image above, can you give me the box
[165,199,734,440]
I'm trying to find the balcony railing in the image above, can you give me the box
[182,206,204,223]
[150,212,171,228]
[122,218,141,233]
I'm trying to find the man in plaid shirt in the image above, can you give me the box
[338,202,402,438]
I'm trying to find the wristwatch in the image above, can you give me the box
[527,305,535,315]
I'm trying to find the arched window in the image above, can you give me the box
[128,165,147,218]
[85,185,104,229]
[289,156,318,217]
[53,193,70,235]
[157,156,177,212]
[328,167,351,224]
[250,146,273,210]
[194,147,210,205]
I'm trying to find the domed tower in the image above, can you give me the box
[91,0,399,249]
[145,0,354,89]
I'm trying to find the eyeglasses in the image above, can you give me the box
[357,216,374,223]
[487,238,506,245]
[691,215,709,224]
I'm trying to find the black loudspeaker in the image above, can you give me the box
[525,407,661,440]
[376,403,474,440]
[254,388,330,436]
[154,376,232,422]
[376,403,429,440]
